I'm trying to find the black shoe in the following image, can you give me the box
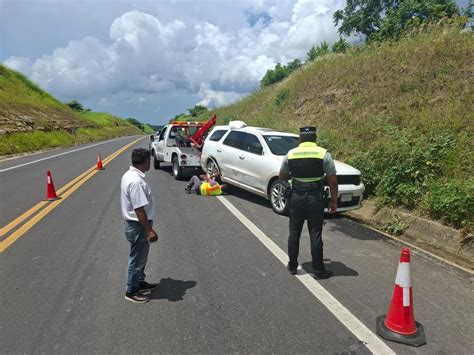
[313,269,333,280]
[125,291,150,303]
[185,186,192,194]
[139,281,158,291]
[287,263,297,275]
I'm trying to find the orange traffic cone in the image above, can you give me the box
[95,154,105,170]
[376,247,426,347]
[44,170,61,201]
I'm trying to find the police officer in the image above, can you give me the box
[279,126,338,279]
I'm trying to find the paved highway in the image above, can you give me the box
[1,136,473,353]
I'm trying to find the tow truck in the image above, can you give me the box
[149,115,216,179]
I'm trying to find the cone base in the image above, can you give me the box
[376,315,426,347]
[43,196,62,201]
[95,167,105,170]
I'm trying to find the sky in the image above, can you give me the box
[0,0,470,125]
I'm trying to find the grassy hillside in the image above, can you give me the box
[0,64,143,155]
[0,64,86,134]
[209,23,473,230]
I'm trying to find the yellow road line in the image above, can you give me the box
[0,138,139,237]
[0,168,95,237]
[0,138,142,252]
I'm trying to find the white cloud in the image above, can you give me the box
[3,56,33,76]
[3,0,346,121]
[196,83,245,108]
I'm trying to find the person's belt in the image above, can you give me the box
[292,179,324,190]
[125,219,153,224]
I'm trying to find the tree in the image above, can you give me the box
[173,113,186,120]
[332,37,350,53]
[126,117,144,130]
[334,0,459,42]
[67,100,85,112]
[187,105,208,117]
[260,63,290,87]
[306,45,318,62]
[287,59,302,73]
[315,41,330,56]
[260,68,276,87]
[306,41,331,63]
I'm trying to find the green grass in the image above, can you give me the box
[208,22,474,230]
[0,65,146,155]
[0,65,65,111]
[0,130,75,154]
[80,111,131,127]
[0,125,142,156]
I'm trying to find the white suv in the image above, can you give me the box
[201,121,365,215]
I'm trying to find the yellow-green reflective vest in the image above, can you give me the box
[200,182,222,196]
[287,142,327,183]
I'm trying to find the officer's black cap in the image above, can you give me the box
[299,126,317,137]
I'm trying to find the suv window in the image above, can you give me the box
[223,131,246,150]
[263,135,299,155]
[243,133,263,155]
[209,129,228,142]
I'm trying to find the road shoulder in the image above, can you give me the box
[345,199,474,273]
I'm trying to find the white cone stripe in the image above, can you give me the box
[403,287,411,307]
[47,176,51,184]
[395,262,411,288]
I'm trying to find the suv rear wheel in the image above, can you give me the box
[270,179,289,215]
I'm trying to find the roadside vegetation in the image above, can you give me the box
[0,65,153,156]
[207,15,473,230]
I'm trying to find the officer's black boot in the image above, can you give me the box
[287,263,297,275]
[313,269,333,279]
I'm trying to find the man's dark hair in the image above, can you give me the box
[300,134,316,143]
[131,148,151,166]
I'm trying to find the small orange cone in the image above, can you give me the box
[95,154,105,170]
[44,170,61,201]
[376,247,426,347]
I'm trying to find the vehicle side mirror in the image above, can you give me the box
[150,134,155,142]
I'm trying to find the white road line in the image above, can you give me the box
[0,136,141,173]
[217,196,395,355]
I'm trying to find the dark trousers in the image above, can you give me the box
[288,190,325,272]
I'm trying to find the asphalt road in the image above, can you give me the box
[1,136,473,354]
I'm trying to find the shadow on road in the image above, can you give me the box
[329,217,385,241]
[301,259,359,277]
[156,164,172,174]
[225,185,274,209]
[148,277,197,302]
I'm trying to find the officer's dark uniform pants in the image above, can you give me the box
[288,189,325,272]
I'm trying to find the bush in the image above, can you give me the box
[422,179,474,229]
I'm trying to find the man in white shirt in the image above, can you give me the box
[121,148,158,303]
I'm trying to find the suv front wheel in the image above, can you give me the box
[270,179,289,215]
[206,159,222,183]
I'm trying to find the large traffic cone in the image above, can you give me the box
[376,247,426,347]
[95,154,105,170]
[44,170,61,201]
